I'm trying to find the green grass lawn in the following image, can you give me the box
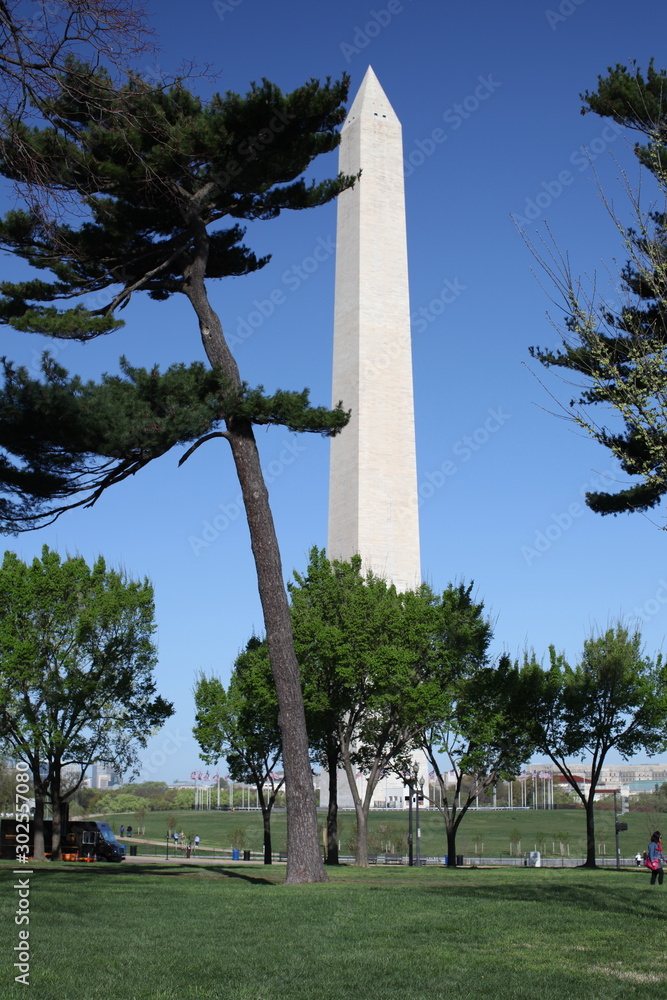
[98,806,660,862]
[1,861,665,999]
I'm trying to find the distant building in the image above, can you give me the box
[82,763,122,790]
[531,761,667,796]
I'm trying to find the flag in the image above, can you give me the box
[212,772,219,781]
[190,771,197,780]
[203,771,209,780]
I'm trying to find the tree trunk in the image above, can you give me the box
[184,221,326,884]
[446,824,458,867]
[325,744,339,865]
[583,797,597,868]
[50,768,62,861]
[228,424,324,884]
[261,805,273,865]
[354,801,368,867]
[340,744,370,866]
[31,788,46,862]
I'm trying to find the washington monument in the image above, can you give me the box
[328,66,421,590]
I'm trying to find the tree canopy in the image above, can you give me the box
[418,591,535,867]
[522,624,667,867]
[0,544,172,859]
[0,66,354,527]
[290,549,444,865]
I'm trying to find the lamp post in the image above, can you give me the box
[416,775,425,866]
[613,789,628,870]
[404,763,422,866]
[405,775,414,866]
[165,831,170,861]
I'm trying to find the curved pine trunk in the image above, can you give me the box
[184,226,326,884]
[227,423,325,883]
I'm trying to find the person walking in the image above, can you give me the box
[647,831,664,886]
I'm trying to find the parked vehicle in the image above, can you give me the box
[0,818,125,862]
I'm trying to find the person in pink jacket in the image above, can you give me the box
[648,831,664,886]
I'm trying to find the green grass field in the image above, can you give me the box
[98,806,661,861]
[1,860,665,999]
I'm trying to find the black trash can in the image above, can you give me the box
[456,854,463,866]
[129,846,137,856]
[243,850,251,861]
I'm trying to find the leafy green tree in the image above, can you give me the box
[529,61,667,520]
[173,788,195,810]
[522,625,667,867]
[96,791,147,813]
[290,549,452,867]
[0,54,356,882]
[0,755,22,813]
[133,806,147,833]
[67,783,100,817]
[423,655,536,867]
[288,548,364,865]
[193,638,284,864]
[0,545,172,859]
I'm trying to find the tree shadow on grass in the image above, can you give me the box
[177,865,278,886]
[420,870,663,918]
[9,862,277,886]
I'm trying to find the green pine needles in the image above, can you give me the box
[0,59,355,529]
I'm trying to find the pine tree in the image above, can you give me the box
[0,62,357,882]
[529,61,667,519]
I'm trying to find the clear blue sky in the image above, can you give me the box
[3,0,667,781]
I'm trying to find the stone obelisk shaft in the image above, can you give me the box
[328,67,420,591]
